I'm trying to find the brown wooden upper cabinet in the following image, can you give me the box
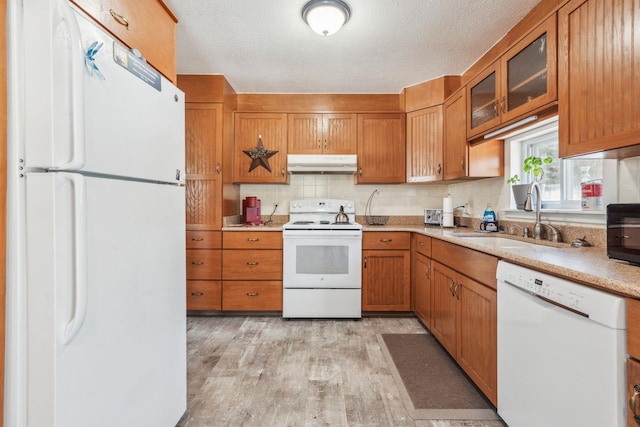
[467,15,557,140]
[356,114,406,183]
[71,0,178,82]
[406,106,443,182]
[558,0,640,158]
[234,113,288,183]
[443,87,468,180]
[287,113,357,154]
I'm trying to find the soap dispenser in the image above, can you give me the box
[483,204,496,222]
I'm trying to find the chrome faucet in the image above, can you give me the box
[523,181,561,242]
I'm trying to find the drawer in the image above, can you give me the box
[186,231,221,249]
[186,280,221,311]
[413,233,432,257]
[223,231,283,249]
[363,232,411,250]
[186,249,221,280]
[628,298,640,359]
[71,0,177,81]
[222,281,283,311]
[222,250,283,280]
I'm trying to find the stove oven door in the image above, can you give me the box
[283,230,362,289]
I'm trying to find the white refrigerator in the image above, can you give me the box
[6,1,187,426]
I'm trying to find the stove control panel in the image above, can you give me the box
[290,199,355,214]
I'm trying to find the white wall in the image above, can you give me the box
[240,175,448,216]
[239,157,640,219]
[619,156,640,203]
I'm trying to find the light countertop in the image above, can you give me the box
[222,222,640,299]
[365,224,640,299]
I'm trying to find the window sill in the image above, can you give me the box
[502,208,605,225]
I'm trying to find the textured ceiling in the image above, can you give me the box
[165,0,542,94]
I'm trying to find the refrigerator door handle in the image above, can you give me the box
[53,0,86,171]
[59,173,89,345]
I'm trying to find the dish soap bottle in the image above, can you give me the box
[483,204,496,222]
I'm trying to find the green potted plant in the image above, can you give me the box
[508,156,553,209]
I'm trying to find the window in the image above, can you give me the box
[509,117,603,210]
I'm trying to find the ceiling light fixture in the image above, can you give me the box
[302,0,351,36]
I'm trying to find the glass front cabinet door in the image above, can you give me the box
[467,15,557,139]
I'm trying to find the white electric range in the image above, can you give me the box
[282,199,362,318]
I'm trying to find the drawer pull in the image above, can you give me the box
[380,238,392,243]
[630,384,640,424]
[247,238,260,242]
[191,261,204,265]
[246,292,259,297]
[246,261,259,266]
[191,291,204,297]
[419,241,425,246]
[109,9,130,30]
[191,237,205,241]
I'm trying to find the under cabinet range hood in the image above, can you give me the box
[287,154,358,174]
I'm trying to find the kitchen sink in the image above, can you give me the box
[449,233,560,250]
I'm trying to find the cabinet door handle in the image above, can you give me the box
[380,238,392,243]
[359,167,362,176]
[216,162,221,174]
[500,96,506,114]
[323,139,327,148]
[630,384,640,424]
[191,261,204,265]
[454,282,461,300]
[247,237,260,242]
[493,99,499,117]
[246,292,259,297]
[109,9,130,30]
[460,157,465,172]
[448,279,455,297]
[246,261,259,266]
[191,291,204,297]
[281,167,285,176]
[437,163,442,174]
[425,266,430,280]
[317,140,321,149]
[363,256,367,269]
[191,237,205,241]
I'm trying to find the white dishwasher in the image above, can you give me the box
[497,261,626,427]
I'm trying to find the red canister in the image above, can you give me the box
[581,180,602,210]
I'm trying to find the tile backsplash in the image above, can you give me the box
[239,156,640,220]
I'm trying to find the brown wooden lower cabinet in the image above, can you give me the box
[362,232,411,311]
[456,273,497,404]
[629,358,640,426]
[222,281,283,311]
[222,250,283,280]
[412,252,431,328]
[186,249,222,280]
[430,239,498,406]
[187,280,222,311]
[221,231,283,311]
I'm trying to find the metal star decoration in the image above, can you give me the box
[243,135,278,173]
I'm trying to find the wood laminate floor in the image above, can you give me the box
[177,316,506,427]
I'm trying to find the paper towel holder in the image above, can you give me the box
[442,194,455,228]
